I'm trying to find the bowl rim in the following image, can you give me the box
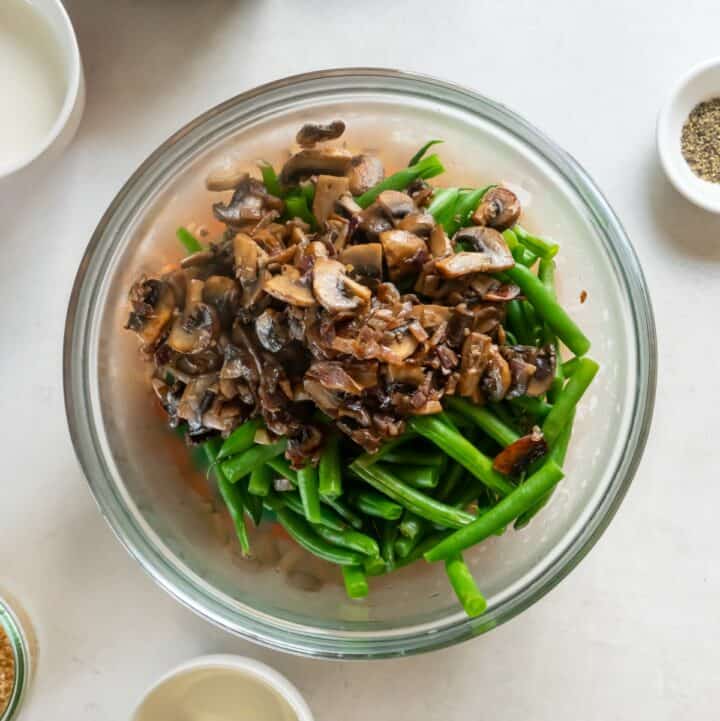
[64,67,657,658]
[0,0,84,178]
[657,55,720,213]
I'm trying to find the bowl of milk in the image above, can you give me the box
[0,0,84,179]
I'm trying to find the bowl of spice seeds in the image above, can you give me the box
[658,57,720,212]
[0,596,34,721]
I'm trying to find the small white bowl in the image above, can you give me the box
[131,654,314,721]
[658,57,720,213]
[0,0,85,180]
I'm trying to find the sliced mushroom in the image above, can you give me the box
[305,361,363,395]
[458,332,492,401]
[296,120,345,147]
[335,193,363,219]
[481,345,512,402]
[203,275,239,327]
[167,279,220,354]
[262,266,315,307]
[213,179,269,226]
[492,427,547,475]
[409,303,452,327]
[386,363,426,385]
[472,187,521,231]
[347,154,385,196]
[340,243,384,281]
[397,212,436,236]
[233,233,261,284]
[527,345,557,396]
[436,227,514,277]
[205,167,248,192]
[384,333,418,362]
[358,202,393,237]
[377,190,415,220]
[255,309,290,353]
[378,229,428,280]
[312,175,350,224]
[280,147,353,185]
[312,258,372,312]
[501,344,557,398]
[429,225,453,258]
[126,278,176,348]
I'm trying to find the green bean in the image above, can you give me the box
[217,418,264,460]
[297,464,322,525]
[542,358,598,446]
[502,229,537,266]
[513,224,560,260]
[424,460,564,562]
[394,465,440,489]
[445,477,488,512]
[435,461,466,502]
[445,553,487,617]
[348,489,403,521]
[266,456,298,486]
[363,555,387,576]
[505,299,535,345]
[315,525,380,558]
[275,508,364,566]
[258,161,283,197]
[399,511,427,540]
[383,447,444,467]
[507,395,553,421]
[408,139,443,167]
[248,463,273,497]
[350,461,476,529]
[220,439,287,483]
[503,263,591,356]
[273,492,346,532]
[284,194,317,228]
[381,521,398,568]
[176,226,203,254]
[394,534,419,559]
[521,300,542,344]
[325,497,364,530]
[203,440,250,554]
[357,432,418,467]
[342,565,369,598]
[356,154,445,208]
[561,357,582,377]
[515,410,574,529]
[445,397,520,448]
[445,185,494,236]
[318,434,343,500]
[441,409,473,430]
[427,187,460,228]
[408,416,515,497]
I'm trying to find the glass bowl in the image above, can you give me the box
[64,68,656,658]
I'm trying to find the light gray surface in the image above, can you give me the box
[1,1,719,718]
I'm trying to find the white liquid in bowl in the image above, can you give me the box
[0,0,67,167]
[134,667,299,721]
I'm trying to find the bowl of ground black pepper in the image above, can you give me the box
[658,57,720,212]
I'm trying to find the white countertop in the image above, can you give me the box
[2,1,720,719]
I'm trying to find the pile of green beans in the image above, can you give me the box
[191,152,598,615]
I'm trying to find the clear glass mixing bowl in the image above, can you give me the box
[64,69,656,658]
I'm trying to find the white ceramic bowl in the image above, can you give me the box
[658,56,720,212]
[132,654,314,721]
[0,0,85,180]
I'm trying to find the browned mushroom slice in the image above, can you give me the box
[409,303,452,327]
[347,154,385,196]
[180,250,215,269]
[176,373,217,428]
[280,147,353,185]
[436,227,514,277]
[263,266,315,307]
[429,225,453,258]
[397,212,436,236]
[527,345,557,396]
[255,309,290,353]
[296,120,346,147]
[458,332,492,400]
[340,243,384,281]
[358,202,393,237]
[335,193,363,219]
[302,378,343,417]
[482,345,512,402]
[384,333,418,362]
[312,258,371,312]
[213,179,269,226]
[483,283,521,302]
[345,361,379,389]
[377,190,415,220]
[233,233,261,284]
[379,229,428,280]
[385,363,426,385]
[472,187,521,231]
[205,167,248,192]
[492,427,547,475]
[167,279,220,354]
[502,344,557,397]
[306,361,363,395]
[312,175,350,223]
[203,275,239,327]
[126,278,177,348]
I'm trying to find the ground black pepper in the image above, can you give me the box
[681,98,720,183]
